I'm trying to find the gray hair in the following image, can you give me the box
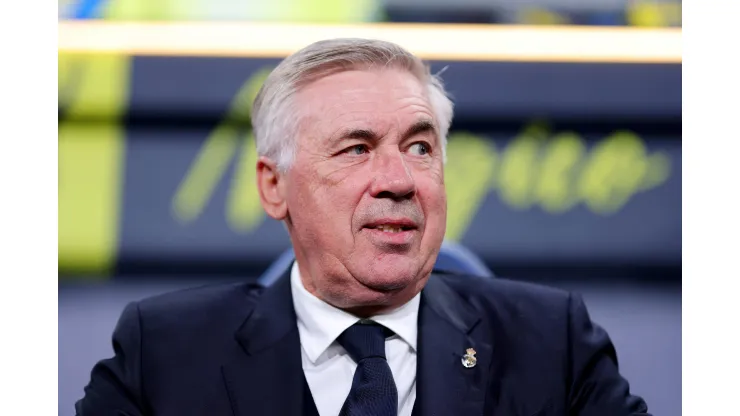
[251,38,454,171]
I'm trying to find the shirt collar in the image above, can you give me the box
[290,261,420,364]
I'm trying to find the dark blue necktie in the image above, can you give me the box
[337,322,398,416]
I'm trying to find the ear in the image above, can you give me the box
[256,156,288,220]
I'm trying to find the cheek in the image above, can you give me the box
[418,180,447,229]
[319,169,369,207]
[296,178,366,234]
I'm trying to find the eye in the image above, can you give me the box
[345,144,369,155]
[409,142,430,156]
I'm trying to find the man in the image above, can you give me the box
[75,38,650,416]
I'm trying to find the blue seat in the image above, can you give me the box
[258,240,494,287]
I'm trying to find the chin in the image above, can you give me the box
[323,261,429,314]
[355,258,422,292]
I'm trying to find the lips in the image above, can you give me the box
[363,219,418,233]
[373,224,407,233]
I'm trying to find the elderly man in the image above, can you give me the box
[76,38,650,416]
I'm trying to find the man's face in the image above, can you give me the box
[264,68,447,312]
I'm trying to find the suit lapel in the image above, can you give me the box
[415,274,494,416]
[221,270,306,416]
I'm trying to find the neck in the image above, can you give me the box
[300,270,426,319]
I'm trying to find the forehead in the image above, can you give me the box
[294,69,434,135]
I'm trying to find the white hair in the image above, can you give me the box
[251,38,454,171]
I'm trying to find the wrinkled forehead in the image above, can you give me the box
[293,68,435,139]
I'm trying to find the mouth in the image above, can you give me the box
[361,219,419,246]
[366,224,416,233]
[363,219,418,233]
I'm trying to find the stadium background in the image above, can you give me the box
[58,1,681,415]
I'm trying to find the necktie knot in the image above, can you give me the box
[337,321,392,363]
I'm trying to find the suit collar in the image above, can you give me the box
[420,273,482,334]
[415,273,494,416]
[233,266,297,354]
[222,268,305,416]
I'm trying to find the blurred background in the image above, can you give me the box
[58,0,681,415]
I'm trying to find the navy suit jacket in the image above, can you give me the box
[75,271,650,416]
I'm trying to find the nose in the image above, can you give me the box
[369,148,416,200]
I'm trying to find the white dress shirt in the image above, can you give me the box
[290,261,420,416]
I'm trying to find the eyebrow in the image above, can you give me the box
[401,119,437,142]
[334,119,438,145]
[342,128,377,141]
